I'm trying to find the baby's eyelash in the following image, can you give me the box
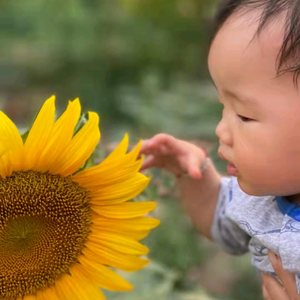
[237,115,253,122]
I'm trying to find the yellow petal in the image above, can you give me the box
[52,98,81,134]
[37,286,61,300]
[99,133,129,167]
[89,231,149,255]
[99,228,151,241]
[93,215,160,231]
[51,112,100,176]
[92,201,157,218]
[102,138,141,165]
[23,295,36,300]
[73,139,143,189]
[55,268,106,300]
[0,112,23,151]
[24,96,56,170]
[0,111,24,177]
[0,152,12,177]
[125,139,142,162]
[24,284,60,300]
[84,245,149,272]
[78,256,133,291]
[74,159,142,189]
[89,174,150,206]
[92,216,159,240]
[37,99,81,172]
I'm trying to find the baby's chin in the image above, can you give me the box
[238,176,300,198]
[236,177,272,197]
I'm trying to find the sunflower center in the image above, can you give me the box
[0,170,91,299]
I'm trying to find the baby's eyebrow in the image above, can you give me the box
[224,90,257,106]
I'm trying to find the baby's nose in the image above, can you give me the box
[216,120,233,147]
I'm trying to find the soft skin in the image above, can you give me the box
[209,11,300,199]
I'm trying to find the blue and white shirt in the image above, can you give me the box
[212,177,300,292]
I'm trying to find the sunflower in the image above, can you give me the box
[0,96,160,300]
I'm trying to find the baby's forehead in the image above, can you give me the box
[209,10,286,82]
[208,9,300,107]
[217,9,285,57]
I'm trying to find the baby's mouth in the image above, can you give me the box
[218,150,239,176]
[227,163,238,176]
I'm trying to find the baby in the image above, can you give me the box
[139,0,300,294]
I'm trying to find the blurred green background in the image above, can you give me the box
[1,0,263,299]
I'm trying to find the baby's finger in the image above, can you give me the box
[186,164,202,179]
[139,135,175,157]
[262,286,272,300]
[262,273,290,300]
[140,155,157,171]
[139,138,159,156]
[137,140,155,160]
[185,156,209,179]
[151,134,178,152]
[139,139,150,155]
[268,252,299,299]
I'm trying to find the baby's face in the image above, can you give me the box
[208,11,300,198]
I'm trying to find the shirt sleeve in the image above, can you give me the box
[211,176,251,255]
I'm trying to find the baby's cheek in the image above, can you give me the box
[238,158,297,196]
[235,131,300,195]
[235,151,277,195]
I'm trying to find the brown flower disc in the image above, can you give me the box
[0,171,92,299]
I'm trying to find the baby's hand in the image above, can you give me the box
[262,251,300,300]
[139,134,207,179]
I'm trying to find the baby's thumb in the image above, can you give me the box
[187,164,202,179]
[186,155,210,179]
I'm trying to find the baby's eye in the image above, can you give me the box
[237,115,254,122]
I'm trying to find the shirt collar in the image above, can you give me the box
[276,196,300,222]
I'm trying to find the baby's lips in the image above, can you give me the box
[227,163,238,176]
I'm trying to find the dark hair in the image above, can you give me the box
[212,0,300,83]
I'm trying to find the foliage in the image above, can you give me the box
[2,0,264,298]
[230,270,264,300]
[1,0,215,130]
[115,71,221,138]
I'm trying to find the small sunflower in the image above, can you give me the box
[0,96,159,300]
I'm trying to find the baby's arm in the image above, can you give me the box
[177,156,221,239]
[139,134,221,239]
[140,134,250,254]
